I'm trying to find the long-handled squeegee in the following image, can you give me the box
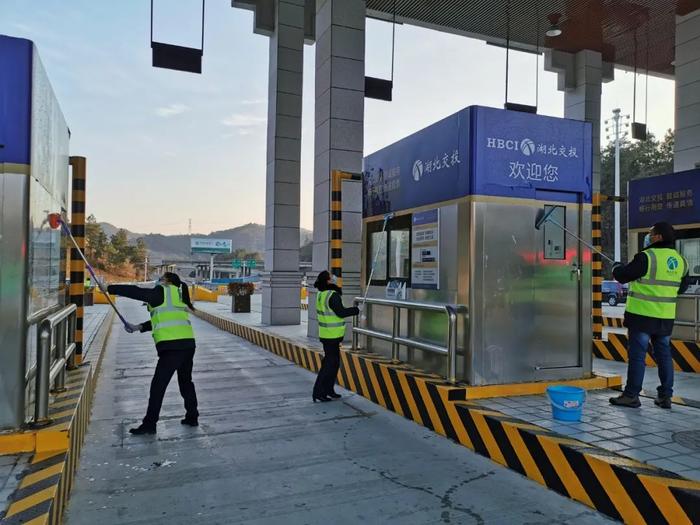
[48,213,131,327]
[535,207,615,263]
[359,212,394,317]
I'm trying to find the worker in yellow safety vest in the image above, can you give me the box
[609,222,689,410]
[108,272,199,434]
[312,270,360,402]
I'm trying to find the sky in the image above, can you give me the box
[1,1,676,235]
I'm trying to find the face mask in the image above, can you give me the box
[643,233,652,248]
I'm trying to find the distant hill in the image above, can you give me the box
[99,222,313,264]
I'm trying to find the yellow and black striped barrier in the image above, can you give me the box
[594,333,700,373]
[330,170,362,287]
[69,156,87,366]
[602,316,625,328]
[592,193,603,340]
[196,309,700,524]
[0,310,113,525]
[300,303,308,311]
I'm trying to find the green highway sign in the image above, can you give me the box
[231,259,242,269]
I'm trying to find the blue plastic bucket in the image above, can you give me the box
[546,385,586,422]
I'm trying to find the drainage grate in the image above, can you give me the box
[672,430,700,451]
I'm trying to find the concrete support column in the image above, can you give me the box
[309,0,366,338]
[545,49,612,342]
[262,0,305,325]
[675,9,700,172]
[546,49,613,191]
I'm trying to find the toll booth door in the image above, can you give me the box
[534,192,581,369]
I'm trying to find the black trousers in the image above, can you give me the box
[313,339,341,396]
[143,348,198,427]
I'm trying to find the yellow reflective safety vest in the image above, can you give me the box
[316,290,345,339]
[148,284,195,344]
[626,248,687,320]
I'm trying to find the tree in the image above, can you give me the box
[600,131,674,276]
[85,214,109,269]
[108,229,130,267]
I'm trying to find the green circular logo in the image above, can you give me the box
[667,256,679,271]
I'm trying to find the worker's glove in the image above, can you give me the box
[124,322,141,334]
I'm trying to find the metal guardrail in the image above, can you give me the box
[32,304,78,426]
[352,297,468,384]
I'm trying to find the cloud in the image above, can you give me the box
[155,104,190,117]
[221,113,266,128]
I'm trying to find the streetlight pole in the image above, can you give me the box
[605,109,629,263]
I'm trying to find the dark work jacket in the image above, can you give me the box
[612,241,690,336]
[317,284,360,342]
[107,284,196,351]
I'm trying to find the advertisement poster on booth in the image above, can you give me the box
[411,209,439,289]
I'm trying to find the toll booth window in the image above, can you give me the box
[678,238,700,276]
[543,205,566,260]
[390,230,410,279]
[367,214,412,285]
[370,231,387,281]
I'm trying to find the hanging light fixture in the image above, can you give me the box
[545,13,563,37]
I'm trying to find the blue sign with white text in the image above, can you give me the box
[363,109,470,217]
[0,36,32,165]
[471,107,592,203]
[362,106,592,217]
[628,169,700,229]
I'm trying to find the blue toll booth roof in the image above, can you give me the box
[628,168,700,229]
[363,106,593,217]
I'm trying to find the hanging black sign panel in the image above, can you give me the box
[152,42,203,74]
[365,77,393,101]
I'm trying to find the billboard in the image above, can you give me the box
[191,238,232,254]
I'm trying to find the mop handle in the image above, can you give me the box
[360,213,393,307]
[58,219,130,326]
[547,217,616,264]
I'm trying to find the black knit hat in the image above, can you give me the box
[314,270,331,290]
[652,222,676,243]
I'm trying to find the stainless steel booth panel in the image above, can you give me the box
[468,198,592,385]
[0,169,31,429]
[674,295,698,341]
[361,203,469,379]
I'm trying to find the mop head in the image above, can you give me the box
[48,213,63,230]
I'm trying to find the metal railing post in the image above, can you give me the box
[53,320,67,393]
[694,296,700,342]
[67,312,77,369]
[407,309,414,363]
[33,322,52,426]
[445,306,458,384]
[352,299,360,351]
[391,305,400,363]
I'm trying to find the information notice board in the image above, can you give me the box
[411,209,439,289]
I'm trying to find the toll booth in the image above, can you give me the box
[0,36,70,428]
[361,106,593,385]
[628,168,700,340]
